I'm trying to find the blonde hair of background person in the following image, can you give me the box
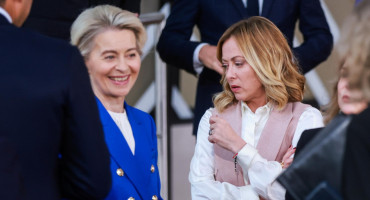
[322,0,370,123]
[70,5,146,59]
[337,1,370,198]
[337,0,370,100]
[214,16,305,112]
[322,81,340,124]
[322,65,367,124]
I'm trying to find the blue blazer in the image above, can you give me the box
[96,98,163,200]
[157,0,333,135]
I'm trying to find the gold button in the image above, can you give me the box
[116,168,124,176]
[150,165,155,173]
[128,197,135,200]
[152,195,158,200]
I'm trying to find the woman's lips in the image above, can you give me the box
[109,75,129,85]
[230,85,241,93]
[342,94,350,102]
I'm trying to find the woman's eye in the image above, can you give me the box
[126,50,139,59]
[222,63,228,68]
[235,61,244,67]
[128,53,137,58]
[105,55,115,60]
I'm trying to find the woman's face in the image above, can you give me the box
[222,37,266,106]
[337,76,367,115]
[85,29,141,102]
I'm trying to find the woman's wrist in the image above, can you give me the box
[232,140,247,154]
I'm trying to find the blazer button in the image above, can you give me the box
[151,165,155,173]
[152,195,158,200]
[128,197,135,200]
[116,168,124,176]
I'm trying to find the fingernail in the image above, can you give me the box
[293,147,297,150]
[289,145,292,148]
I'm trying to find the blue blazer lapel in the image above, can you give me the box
[96,98,152,198]
[123,103,154,198]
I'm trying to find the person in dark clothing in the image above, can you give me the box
[22,0,141,40]
[339,0,370,198]
[285,0,370,199]
[0,0,112,199]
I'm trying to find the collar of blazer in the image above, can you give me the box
[0,12,11,25]
[95,97,153,198]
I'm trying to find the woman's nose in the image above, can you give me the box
[225,66,235,79]
[116,57,129,71]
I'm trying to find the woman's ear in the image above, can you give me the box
[84,57,92,74]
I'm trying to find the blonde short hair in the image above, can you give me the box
[70,5,146,59]
[214,16,305,112]
[337,0,370,101]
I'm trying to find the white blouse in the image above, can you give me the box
[108,110,135,155]
[189,102,324,199]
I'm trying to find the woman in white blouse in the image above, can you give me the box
[189,16,323,200]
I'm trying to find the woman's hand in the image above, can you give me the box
[208,115,246,154]
[199,45,224,75]
[280,146,296,169]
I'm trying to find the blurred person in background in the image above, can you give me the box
[283,0,370,199]
[339,0,370,198]
[290,63,367,159]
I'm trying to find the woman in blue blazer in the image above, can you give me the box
[70,5,162,200]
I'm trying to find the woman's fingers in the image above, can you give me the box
[282,157,294,169]
[283,146,296,159]
[281,146,296,169]
[209,114,219,124]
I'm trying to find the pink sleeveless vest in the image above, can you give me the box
[213,101,310,186]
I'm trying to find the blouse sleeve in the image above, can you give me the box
[237,106,324,199]
[189,109,260,200]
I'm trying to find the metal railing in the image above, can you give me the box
[138,6,168,199]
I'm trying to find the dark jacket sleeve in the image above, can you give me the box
[293,0,333,73]
[59,47,112,199]
[295,128,322,157]
[341,108,370,200]
[156,0,201,75]
[285,128,322,200]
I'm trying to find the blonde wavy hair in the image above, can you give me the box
[337,0,370,102]
[70,5,146,59]
[213,16,305,112]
